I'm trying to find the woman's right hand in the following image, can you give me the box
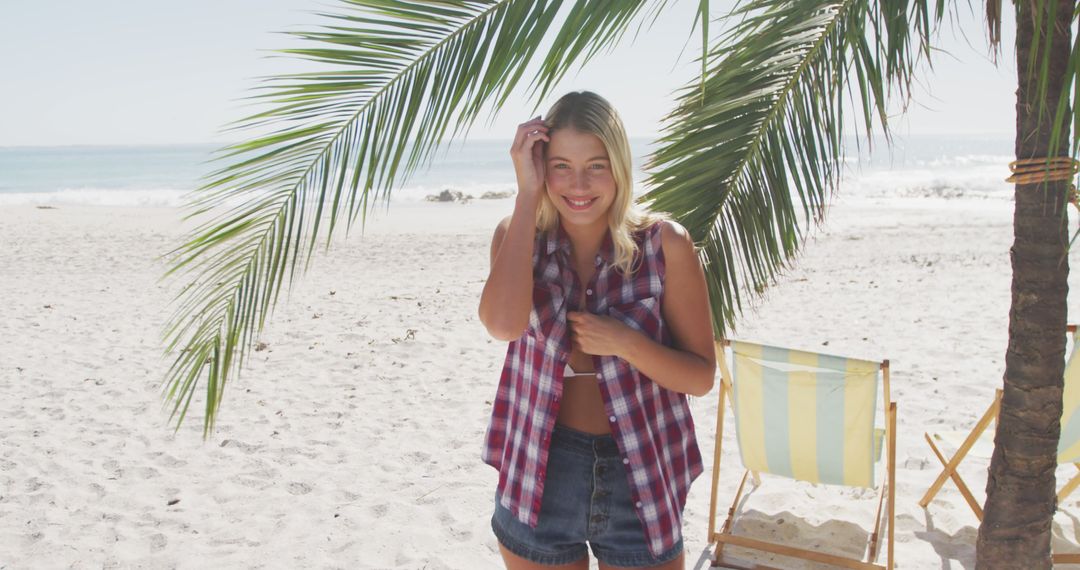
[510,116,550,200]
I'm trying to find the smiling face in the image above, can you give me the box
[544,128,617,226]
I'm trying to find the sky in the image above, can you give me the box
[0,1,1018,147]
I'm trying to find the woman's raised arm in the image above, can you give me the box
[478,118,550,341]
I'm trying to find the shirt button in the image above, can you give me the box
[635,501,643,508]
[586,288,593,295]
[609,415,616,422]
[596,373,602,379]
[623,457,629,464]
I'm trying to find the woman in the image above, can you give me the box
[478,90,716,570]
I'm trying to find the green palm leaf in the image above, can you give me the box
[638,0,942,337]
[157,0,670,438]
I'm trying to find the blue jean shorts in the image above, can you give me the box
[491,422,684,567]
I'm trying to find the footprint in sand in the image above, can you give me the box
[149,533,167,552]
[449,526,473,542]
[287,482,312,495]
[103,459,123,479]
[369,503,389,517]
[404,451,432,464]
[228,475,274,491]
[332,490,360,502]
[219,439,261,454]
[152,453,187,468]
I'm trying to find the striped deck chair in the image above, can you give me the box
[919,324,1080,564]
[707,339,896,570]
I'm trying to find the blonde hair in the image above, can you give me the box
[535,90,671,277]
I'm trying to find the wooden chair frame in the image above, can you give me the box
[919,323,1080,564]
[706,339,896,570]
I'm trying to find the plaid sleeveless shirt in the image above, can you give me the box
[481,218,705,558]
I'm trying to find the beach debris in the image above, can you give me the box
[415,483,445,502]
[167,498,180,506]
[35,205,57,209]
[255,341,269,352]
[312,312,322,319]
[43,304,53,309]
[391,329,417,343]
[425,189,473,203]
[480,190,515,199]
[329,290,336,296]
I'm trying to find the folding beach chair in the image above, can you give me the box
[919,324,1080,564]
[707,339,896,569]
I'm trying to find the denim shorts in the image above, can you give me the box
[490,422,684,567]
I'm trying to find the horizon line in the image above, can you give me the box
[0,131,1019,150]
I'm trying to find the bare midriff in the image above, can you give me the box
[554,261,612,435]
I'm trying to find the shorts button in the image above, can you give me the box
[635,501,643,508]
[586,288,593,295]
[596,373,602,379]
[609,415,616,422]
[623,457,629,464]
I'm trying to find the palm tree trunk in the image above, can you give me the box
[976,0,1074,567]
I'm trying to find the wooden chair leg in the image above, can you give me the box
[868,468,887,561]
[1058,463,1080,504]
[708,372,729,542]
[919,391,1000,509]
[1053,553,1080,564]
[713,469,752,564]
[924,433,984,520]
[886,402,897,570]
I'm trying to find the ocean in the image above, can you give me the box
[0,134,1016,208]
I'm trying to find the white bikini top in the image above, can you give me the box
[563,362,596,377]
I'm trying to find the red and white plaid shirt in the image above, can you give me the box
[481,218,704,558]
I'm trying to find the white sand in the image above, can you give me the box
[2,194,1079,568]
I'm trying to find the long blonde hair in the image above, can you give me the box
[536,90,671,277]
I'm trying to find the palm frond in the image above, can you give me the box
[1044,7,1080,161]
[158,0,663,438]
[638,0,941,337]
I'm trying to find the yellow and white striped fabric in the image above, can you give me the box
[932,332,1080,464]
[730,341,883,488]
[1058,332,1080,464]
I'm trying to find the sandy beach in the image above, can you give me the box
[3,193,1080,569]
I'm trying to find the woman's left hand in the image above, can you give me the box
[566,311,637,358]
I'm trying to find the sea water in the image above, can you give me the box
[0,134,1016,208]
